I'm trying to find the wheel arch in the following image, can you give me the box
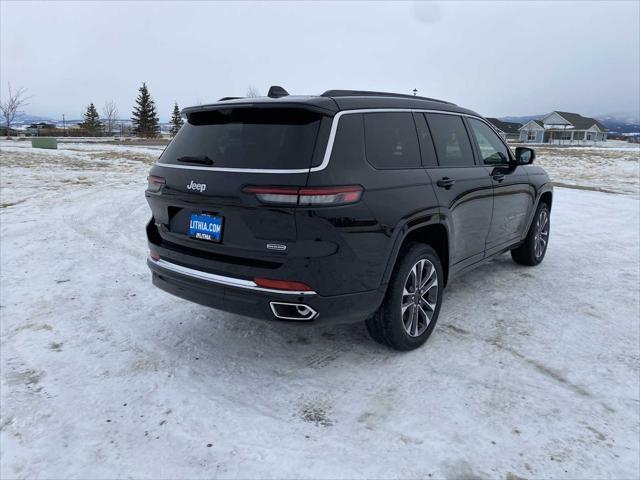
[539,190,553,211]
[383,222,450,288]
[520,184,553,242]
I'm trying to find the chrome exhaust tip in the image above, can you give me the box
[269,302,318,321]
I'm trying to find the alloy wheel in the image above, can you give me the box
[534,209,549,259]
[401,259,438,337]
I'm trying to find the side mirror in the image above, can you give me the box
[515,147,535,165]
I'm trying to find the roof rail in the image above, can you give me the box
[320,89,454,105]
[218,96,243,101]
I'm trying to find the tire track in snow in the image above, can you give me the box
[439,324,616,413]
[61,184,148,261]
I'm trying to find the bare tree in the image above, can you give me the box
[0,83,30,138]
[246,86,261,98]
[102,100,119,136]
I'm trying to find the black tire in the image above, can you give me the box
[366,243,444,351]
[511,202,550,266]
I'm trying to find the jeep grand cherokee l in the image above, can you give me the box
[146,87,552,351]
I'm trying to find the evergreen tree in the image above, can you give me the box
[169,102,183,136]
[79,103,101,136]
[131,82,160,138]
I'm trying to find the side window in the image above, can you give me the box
[363,112,420,169]
[468,118,510,165]
[425,114,475,167]
[330,113,366,166]
[413,113,438,167]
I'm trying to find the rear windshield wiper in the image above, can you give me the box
[176,155,214,165]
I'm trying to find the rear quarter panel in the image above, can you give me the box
[298,113,440,295]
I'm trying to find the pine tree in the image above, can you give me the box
[169,102,183,136]
[131,82,160,138]
[79,103,101,136]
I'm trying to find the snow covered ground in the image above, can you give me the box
[1,141,639,479]
[530,142,640,197]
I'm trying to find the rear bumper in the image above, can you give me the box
[148,257,384,325]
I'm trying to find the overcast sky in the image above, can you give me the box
[1,1,638,120]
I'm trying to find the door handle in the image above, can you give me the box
[436,177,455,189]
[492,173,505,183]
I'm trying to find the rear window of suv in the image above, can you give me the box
[159,108,323,170]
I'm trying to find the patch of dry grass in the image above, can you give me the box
[529,145,640,196]
[0,149,156,170]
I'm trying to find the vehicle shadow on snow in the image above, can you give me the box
[201,312,390,360]
[167,253,536,367]
[156,303,396,372]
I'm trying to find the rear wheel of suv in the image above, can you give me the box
[366,243,443,351]
[511,202,550,266]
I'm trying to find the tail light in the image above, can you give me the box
[147,175,165,192]
[243,185,363,206]
[254,277,314,292]
[242,186,299,205]
[298,186,362,205]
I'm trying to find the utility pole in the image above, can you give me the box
[62,114,67,136]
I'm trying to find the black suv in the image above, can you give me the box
[146,88,552,350]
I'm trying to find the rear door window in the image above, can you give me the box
[425,114,475,167]
[467,118,511,165]
[363,112,421,169]
[159,108,323,170]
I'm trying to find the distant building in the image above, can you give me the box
[485,118,522,141]
[26,122,56,136]
[519,111,608,145]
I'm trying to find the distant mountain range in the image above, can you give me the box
[7,113,172,133]
[6,111,640,134]
[11,113,135,126]
[499,113,640,134]
[11,113,60,125]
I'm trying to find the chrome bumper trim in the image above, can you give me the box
[149,257,317,296]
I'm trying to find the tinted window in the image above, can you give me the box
[425,114,474,167]
[159,108,322,169]
[363,112,420,169]
[468,118,510,165]
[331,114,366,166]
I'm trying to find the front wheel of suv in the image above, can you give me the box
[366,243,443,351]
[511,202,550,266]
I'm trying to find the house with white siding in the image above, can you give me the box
[519,111,608,145]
